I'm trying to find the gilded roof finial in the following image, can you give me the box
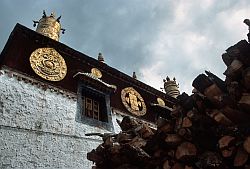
[50,12,55,18]
[132,72,137,79]
[163,76,180,98]
[33,10,65,41]
[98,53,105,62]
[42,10,46,18]
[244,19,250,42]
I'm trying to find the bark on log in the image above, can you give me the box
[224,59,243,78]
[164,134,182,146]
[243,67,250,90]
[206,109,233,125]
[234,147,249,167]
[192,74,213,93]
[238,93,250,113]
[182,117,192,128]
[175,142,197,162]
[243,136,250,154]
[222,53,234,66]
[218,135,236,158]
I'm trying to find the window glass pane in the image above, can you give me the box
[93,101,99,120]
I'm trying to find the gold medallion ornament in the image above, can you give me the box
[30,48,67,81]
[121,87,147,116]
[157,98,165,106]
[91,68,102,78]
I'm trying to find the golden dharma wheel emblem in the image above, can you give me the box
[157,98,165,106]
[121,87,147,116]
[91,68,102,78]
[29,48,67,81]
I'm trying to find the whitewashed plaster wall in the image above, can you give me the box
[0,68,121,169]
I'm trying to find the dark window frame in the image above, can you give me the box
[76,82,114,131]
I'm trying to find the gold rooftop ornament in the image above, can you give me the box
[244,19,250,42]
[132,72,137,79]
[33,10,65,41]
[157,97,165,106]
[97,53,105,62]
[121,87,146,116]
[30,48,67,81]
[91,68,102,78]
[163,76,180,98]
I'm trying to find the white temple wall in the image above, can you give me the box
[0,68,121,169]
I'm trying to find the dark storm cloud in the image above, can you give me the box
[1,0,250,94]
[0,0,174,73]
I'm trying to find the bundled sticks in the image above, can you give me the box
[87,40,250,169]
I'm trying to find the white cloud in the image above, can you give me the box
[138,0,250,95]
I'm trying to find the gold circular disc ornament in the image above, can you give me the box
[91,68,102,78]
[121,87,147,116]
[157,98,165,106]
[30,48,67,81]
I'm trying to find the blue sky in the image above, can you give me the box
[0,0,249,94]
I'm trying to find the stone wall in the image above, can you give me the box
[0,68,119,169]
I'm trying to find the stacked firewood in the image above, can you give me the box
[87,40,250,169]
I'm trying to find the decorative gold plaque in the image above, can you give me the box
[30,48,67,81]
[121,87,146,116]
[91,68,102,78]
[157,98,165,106]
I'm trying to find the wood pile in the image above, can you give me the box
[87,40,250,169]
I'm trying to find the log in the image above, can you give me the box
[153,149,164,158]
[177,92,194,111]
[119,116,139,131]
[205,70,227,93]
[198,151,223,168]
[238,93,250,113]
[178,128,192,141]
[243,67,250,90]
[182,117,192,128]
[171,105,183,117]
[218,136,236,149]
[87,149,104,163]
[218,135,236,158]
[116,132,134,143]
[163,160,172,169]
[226,40,250,60]
[138,123,154,139]
[128,136,147,148]
[110,143,121,154]
[192,94,208,113]
[234,147,249,167]
[172,163,184,169]
[114,164,140,169]
[167,149,175,158]
[224,59,243,78]
[220,106,250,124]
[192,74,213,93]
[157,119,174,134]
[186,110,195,119]
[206,109,233,125]
[243,136,250,154]
[175,142,197,162]
[222,53,234,66]
[227,81,242,101]
[184,166,193,169]
[164,134,182,146]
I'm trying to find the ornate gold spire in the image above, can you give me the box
[244,19,250,42]
[132,72,137,79]
[163,76,180,98]
[33,10,65,41]
[98,53,105,62]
